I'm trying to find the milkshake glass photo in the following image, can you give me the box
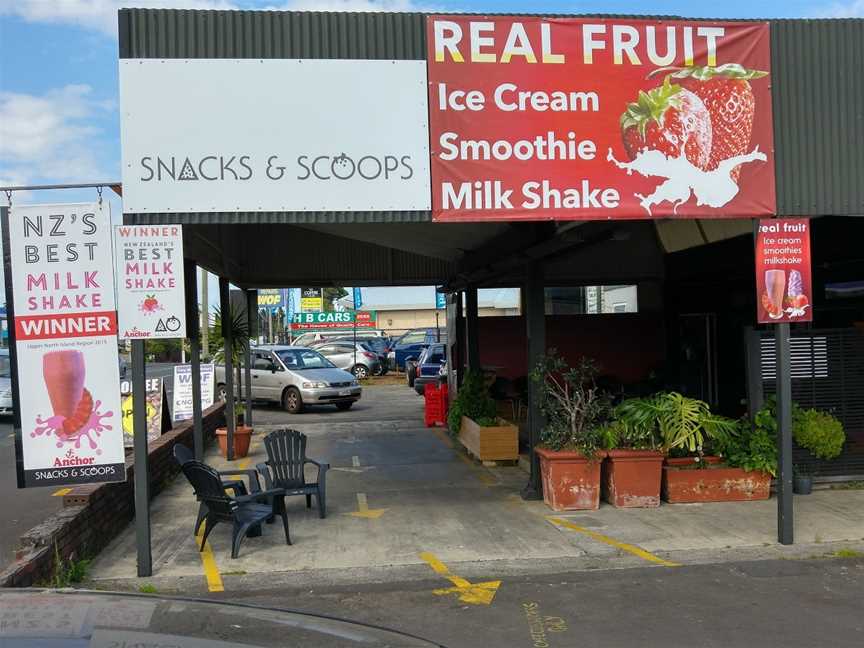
[764,270,786,319]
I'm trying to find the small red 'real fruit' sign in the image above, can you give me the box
[755,219,812,324]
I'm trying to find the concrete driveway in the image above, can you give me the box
[89,382,864,595]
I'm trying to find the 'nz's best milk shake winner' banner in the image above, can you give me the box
[427,17,776,221]
[8,203,126,487]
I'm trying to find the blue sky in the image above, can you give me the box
[0,0,861,305]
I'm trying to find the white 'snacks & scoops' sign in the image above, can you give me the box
[7,203,126,487]
[119,59,431,213]
[114,225,186,339]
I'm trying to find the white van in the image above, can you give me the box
[292,329,388,347]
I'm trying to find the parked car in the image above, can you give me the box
[311,341,381,379]
[292,329,388,347]
[0,349,12,415]
[389,328,446,372]
[413,343,447,395]
[215,345,360,414]
[319,336,392,375]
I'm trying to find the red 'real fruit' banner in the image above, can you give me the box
[427,17,776,221]
[755,219,812,324]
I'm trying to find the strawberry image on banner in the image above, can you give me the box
[427,17,776,221]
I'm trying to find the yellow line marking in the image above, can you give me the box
[196,528,225,592]
[547,517,680,567]
[419,552,501,605]
[352,455,361,467]
[346,492,387,519]
[52,488,72,497]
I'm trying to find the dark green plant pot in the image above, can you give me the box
[793,475,813,495]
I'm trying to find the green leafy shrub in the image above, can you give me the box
[447,369,497,437]
[530,352,610,456]
[795,408,845,460]
[613,392,737,455]
[716,418,778,476]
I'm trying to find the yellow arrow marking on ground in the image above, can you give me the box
[346,492,387,519]
[52,488,72,497]
[547,517,680,567]
[419,552,501,605]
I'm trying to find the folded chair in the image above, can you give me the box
[179,460,290,559]
[173,443,263,536]
[257,428,330,519]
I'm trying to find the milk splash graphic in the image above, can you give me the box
[32,350,113,453]
[607,146,767,215]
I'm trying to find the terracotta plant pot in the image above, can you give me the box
[662,456,771,503]
[536,447,603,511]
[215,426,253,459]
[603,449,664,508]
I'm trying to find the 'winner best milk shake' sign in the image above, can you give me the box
[114,225,186,339]
[755,219,812,324]
[6,203,126,487]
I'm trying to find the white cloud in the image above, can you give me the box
[0,1,240,36]
[0,0,430,37]
[814,1,864,17]
[0,84,114,186]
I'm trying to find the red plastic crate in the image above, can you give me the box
[424,382,449,427]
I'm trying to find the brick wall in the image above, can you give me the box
[0,403,225,588]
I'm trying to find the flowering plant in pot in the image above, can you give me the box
[530,352,611,511]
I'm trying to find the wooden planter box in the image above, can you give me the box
[458,416,518,462]
[536,447,602,511]
[604,449,664,508]
[662,457,771,503]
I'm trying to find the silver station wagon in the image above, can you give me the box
[215,345,361,414]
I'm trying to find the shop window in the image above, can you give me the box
[545,286,638,314]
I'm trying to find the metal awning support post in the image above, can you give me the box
[465,286,480,371]
[522,261,545,501]
[454,291,465,388]
[776,322,794,544]
[245,290,256,429]
[185,259,204,460]
[219,277,236,460]
[131,339,152,576]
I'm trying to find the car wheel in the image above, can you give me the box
[373,364,385,376]
[217,384,228,402]
[335,402,353,411]
[282,387,303,414]
[406,362,417,387]
[352,364,369,380]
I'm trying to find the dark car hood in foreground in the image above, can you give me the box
[0,590,444,647]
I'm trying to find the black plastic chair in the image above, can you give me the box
[179,460,290,559]
[173,444,263,536]
[257,429,329,519]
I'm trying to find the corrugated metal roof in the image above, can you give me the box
[119,9,864,223]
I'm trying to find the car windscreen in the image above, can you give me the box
[275,349,335,370]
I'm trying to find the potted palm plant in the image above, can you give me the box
[213,304,253,458]
[450,370,518,461]
[613,392,760,503]
[531,353,610,511]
